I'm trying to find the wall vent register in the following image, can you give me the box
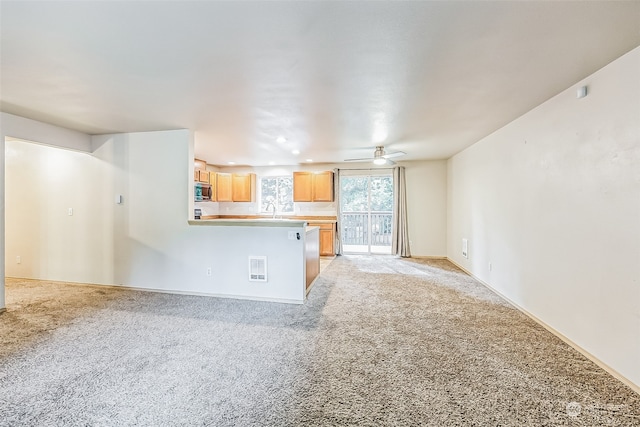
[248,256,267,282]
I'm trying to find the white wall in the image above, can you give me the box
[5,140,112,283]
[3,128,306,304]
[1,112,93,309]
[2,113,92,152]
[403,160,448,257]
[447,47,640,389]
[91,130,307,303]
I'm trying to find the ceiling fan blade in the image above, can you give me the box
[382,151,406,159]
[344,157,373,162]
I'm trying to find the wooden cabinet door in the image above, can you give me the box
[312,171,334,202]
[309,222,335,256]
[194,158,207,170]
[198,170,210,183]
[216,173,233,202]
[209,172,217,201]
[232,173,255,202]
[293,172,313,202]
[319,228,334,256]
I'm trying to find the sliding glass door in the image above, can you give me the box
[340,174,393,254]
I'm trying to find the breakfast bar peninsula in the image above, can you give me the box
[188,218,319,304]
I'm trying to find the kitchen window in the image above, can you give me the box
[260,176,293,214]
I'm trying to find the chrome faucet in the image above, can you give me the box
[266,201,277,218]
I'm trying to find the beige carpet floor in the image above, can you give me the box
[0,255,638,426]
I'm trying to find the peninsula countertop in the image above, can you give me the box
[188,218,308,227]
[190,215,337,227]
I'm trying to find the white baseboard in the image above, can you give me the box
[446,258,640,396]
[107,284,306,305]
[5,276,305,305]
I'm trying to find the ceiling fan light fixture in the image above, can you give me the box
[343,145,405,163]
[373,157,387,165]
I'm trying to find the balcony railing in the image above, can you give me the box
[341,212,393,247]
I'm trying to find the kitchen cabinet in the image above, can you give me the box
[308,222,335,256]
[293,172,313,202]
[198,170,210,183]
[214,173,256,202]
[194,167,210,184]
[194,158,207,170]
[293,171,334,202]
[232,173,256,202]
[216,173,233,202]
[312,171,334,202]
[209,172,217,201]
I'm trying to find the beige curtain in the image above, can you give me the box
[333,168,343,255]
[392,166,411,257]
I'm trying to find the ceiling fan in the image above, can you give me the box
[344,145,406,165]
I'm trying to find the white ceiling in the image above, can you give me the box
[1,1,639,166]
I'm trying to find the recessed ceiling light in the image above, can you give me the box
[306,159,313,162]
[227,161,236,165]
[268,161,276,166]
[276,136,287,144]
[292,150,300,155]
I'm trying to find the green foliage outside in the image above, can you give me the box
[340,176,393,212]
[260,177,293,213]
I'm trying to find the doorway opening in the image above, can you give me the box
[340,174,393,254]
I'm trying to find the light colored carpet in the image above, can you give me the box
[0,255,638,426]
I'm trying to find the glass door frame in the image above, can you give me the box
[339,170,393,255]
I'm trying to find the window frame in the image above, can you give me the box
[258,175,294,214]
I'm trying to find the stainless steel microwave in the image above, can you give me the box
[194,183,212,201]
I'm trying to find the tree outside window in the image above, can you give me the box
[340,176,393,212]
[260,177,293,214]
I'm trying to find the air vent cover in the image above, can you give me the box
[248,256,267,282]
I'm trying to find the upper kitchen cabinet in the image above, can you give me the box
[198,170,210,183]
[209,171,217,201]
[216,173,233,202]
[194,158,207,170]
[312,171,334,202]
[293,171,334,202]
[293,172,313,202]
[194,158,210,183]
[214,172,256,202]
[232,173,256,202]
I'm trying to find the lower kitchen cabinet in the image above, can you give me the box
[308,222,335,256]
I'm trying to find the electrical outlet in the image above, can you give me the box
[68,208,73,216]
[206,267,212,276]
[16,256,21,264]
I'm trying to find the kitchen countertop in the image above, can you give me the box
[197,215,337,224]
[188,219,307,227]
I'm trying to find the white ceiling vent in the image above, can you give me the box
[249,256,267,282]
